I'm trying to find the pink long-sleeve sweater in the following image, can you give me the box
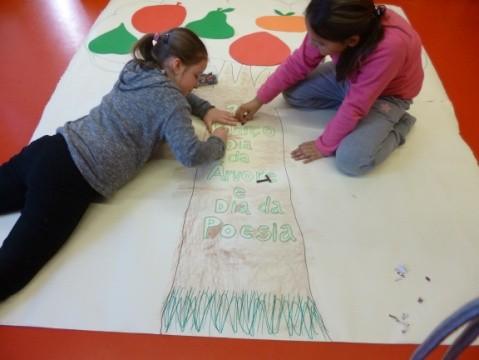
[257,8,424,156]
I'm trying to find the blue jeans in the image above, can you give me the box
[283,62,415,175]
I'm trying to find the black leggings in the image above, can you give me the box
[0,134,99,301]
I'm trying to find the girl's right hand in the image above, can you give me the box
[235,97,263,123]
[212,126,228,142]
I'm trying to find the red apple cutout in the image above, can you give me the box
[132,2,186,33]
[229,32,290,66]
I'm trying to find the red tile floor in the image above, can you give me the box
[0,0,478,359]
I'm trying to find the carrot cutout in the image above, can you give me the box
[256,10,306,33]
[229,32,290,66]
[132,2,186,33]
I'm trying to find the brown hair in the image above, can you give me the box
[305,0,385,81]
[132,27,208,70]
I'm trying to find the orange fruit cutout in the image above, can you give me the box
[256,10,306,33]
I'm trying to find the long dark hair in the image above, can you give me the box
[132,27,208,70]
[305,0,385,81]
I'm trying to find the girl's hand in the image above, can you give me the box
[235,97,263,123]
[212,126,229,142]
[204,108,239,133]
[291,141,324,163]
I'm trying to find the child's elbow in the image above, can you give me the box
[177,152,209,168]
[178,156,197,168]
[176,141,225,168]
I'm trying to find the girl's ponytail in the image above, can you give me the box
[132,28,208,70]
[132,33,157,68]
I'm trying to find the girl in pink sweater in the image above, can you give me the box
[236,0,423,175]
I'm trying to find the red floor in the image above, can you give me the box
[0,0,478,359]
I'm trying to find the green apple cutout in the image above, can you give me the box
[186,8,235,39]
[88,23,137,55]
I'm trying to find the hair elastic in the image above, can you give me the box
[152,32,160,46]
[161,32,170,44]
[152,32,169,47]
[375,5,386,17]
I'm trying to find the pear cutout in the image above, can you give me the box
[186,8,235,39]
[88,23,137,55]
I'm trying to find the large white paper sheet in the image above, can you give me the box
[1,0,478,344]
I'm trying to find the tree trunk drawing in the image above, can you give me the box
[160,64,330,340]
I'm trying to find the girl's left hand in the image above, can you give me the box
[291,141,324,163]
[204,108,240,133]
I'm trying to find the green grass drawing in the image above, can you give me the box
[161,287,330,340]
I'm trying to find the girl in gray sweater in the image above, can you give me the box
[0,28,236,301]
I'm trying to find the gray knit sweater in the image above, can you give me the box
[57,60,225,198]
